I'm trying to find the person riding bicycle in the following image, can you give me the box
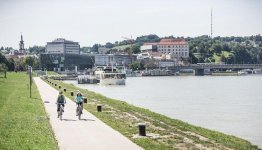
[75,90,84,115]
[56,91,66,116]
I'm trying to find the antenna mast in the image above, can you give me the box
[211,9,213,39]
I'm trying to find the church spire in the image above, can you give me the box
[19,33,25,54]
[21,32,23,41]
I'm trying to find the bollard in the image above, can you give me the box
[59,85,61,89]
[64,88,66,92]
[52,83,53,85]
[97,105,102,112]
[55,83,57,86]
[84,97,87,103]
[71,91,74,96]
[138,123,146,136]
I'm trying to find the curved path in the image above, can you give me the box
[34,77,142,150]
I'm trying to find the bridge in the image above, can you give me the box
[167,64,262,75]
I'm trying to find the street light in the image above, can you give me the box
[28,66,32,98]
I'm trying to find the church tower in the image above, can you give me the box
[19,33,25,54]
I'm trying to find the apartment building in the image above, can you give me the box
[46,38,80,54]
[142,39,189,58]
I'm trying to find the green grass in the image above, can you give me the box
[47,71,59,75]
[222,51,232,57]
[0,72,58,150]
[113,44,132,50]
[46,78,258,150]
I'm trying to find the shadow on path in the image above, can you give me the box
[62,119,77,121]
[79,118,95,121]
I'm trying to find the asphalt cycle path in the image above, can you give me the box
[34,77,142,150]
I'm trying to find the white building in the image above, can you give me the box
[94,54,136,66]
[45,38,80,54]
[142,39,189,58]
[140,44,157,53]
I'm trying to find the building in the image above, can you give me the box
[94,54,137,66]
[140,44,157,53]
[40,53,94,71]
[142,39,189,58]
[19,33,26,54]
[8,34,26,57]
[40,38,93,71]
[45,38,80,54]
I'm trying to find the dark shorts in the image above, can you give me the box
[57,104,64,111]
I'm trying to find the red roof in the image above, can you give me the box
[159,39,187,45]
[143,39,187,46]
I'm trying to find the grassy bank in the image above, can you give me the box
[46,78,258,150]
[0,72,58,150]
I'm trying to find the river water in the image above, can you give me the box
[64,75,262,147]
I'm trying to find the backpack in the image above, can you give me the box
[58,95,65,103]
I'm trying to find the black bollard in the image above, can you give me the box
[97,105,102,112]
[71,91,74,96]
[55,83,57,86]
[59,85,61,89]
[138,123,146,136]
[84,97,87,103]
[64,88,66,92]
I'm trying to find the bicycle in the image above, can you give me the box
[57,103,65,120]
[76,103,82,120]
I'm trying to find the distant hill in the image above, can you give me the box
[92,34,262,64]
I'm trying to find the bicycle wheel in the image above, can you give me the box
[60,106,63,120]
[77,106,81,120]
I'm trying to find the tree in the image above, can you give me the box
[0,53,14,71]
[7,58,15,71]
[222,43,230,52]
[80,47,92,53]
[33,58,40,69]
[0,63,8,71]
[225,54,234,64]
[28,46,45,54]
[232,45,251,63]
[220,54,226,62]
[124,47,133,55]
[128,61,144,70]
[135,34,160,43]
[144,60,157,69]
[91,44,99,53]
[24,56,35,66]
[212,43,222,53]
[189,52,198,64]
[105,42,114,49]
[131,44,140,54]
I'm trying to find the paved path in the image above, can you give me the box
[34,77,142,150]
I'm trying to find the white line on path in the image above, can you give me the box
[34,77,142,150]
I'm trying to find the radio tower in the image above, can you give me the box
[211,9,213,39]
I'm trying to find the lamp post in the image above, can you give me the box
[28,66,32,98]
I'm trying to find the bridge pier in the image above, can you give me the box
[195,69,204,76]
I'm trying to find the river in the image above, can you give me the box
[64,75,262,147]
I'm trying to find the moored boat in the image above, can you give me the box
[95,66,126,85]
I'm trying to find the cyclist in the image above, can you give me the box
[75,90,84,115]
[56,91,66,117]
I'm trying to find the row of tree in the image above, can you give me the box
[0,53,40,71]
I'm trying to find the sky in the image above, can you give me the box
[0,0,261,49]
